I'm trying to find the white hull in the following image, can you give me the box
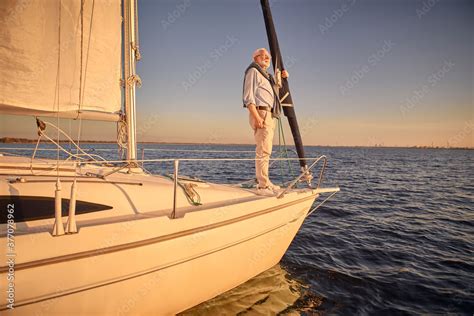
[0,156,322,315]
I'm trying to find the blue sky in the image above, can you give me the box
[1,0,473,147]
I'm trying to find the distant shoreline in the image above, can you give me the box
[0,137,472,150]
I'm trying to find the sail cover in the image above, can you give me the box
[260,0,307,169]
[0,0,122,121]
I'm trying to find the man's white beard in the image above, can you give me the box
[258,61,270,70]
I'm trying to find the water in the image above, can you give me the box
[1,144,473,314]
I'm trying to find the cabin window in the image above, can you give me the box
[0,196,112,223]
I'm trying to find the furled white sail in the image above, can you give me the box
[0,0,122,121]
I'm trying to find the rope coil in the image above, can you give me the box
[127,74,142,87]
[165,174,202,206]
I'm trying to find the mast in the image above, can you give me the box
[123,0,139,162]
[260,0,308,171]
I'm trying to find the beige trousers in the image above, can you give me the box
[249,109,275,188]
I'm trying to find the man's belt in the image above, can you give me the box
[256,106,271,112]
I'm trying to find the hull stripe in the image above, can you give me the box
[0,193,317,273]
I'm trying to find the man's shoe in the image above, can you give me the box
[268,183,281,191]
[256,186,276,196]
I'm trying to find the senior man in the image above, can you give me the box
[242,48,288,195]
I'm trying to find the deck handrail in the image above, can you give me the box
[276,155,327,198]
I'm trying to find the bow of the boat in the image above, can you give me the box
[0,156,332,315]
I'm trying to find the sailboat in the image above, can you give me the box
[0,0,339,314]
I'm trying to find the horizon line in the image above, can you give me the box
[0,137,472,150]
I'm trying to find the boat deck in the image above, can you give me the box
[0,155,313,236]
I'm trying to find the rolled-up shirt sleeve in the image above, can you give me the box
[242,69,258,108]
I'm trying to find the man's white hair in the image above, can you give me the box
[252,48,270,60]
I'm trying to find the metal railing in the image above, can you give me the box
[1,147,333,223]
[161,155,329,217]
[276,155,327,198]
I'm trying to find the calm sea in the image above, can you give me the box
[1,143,473,315]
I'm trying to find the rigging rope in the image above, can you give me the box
[276,117,293,174]
[75,0,85,174]
[33,120,106,163]
[55,0,62,178]
[75,0,95,159]
[133,0,141,61]
[117,116,128,159]
[164,174,202,206]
